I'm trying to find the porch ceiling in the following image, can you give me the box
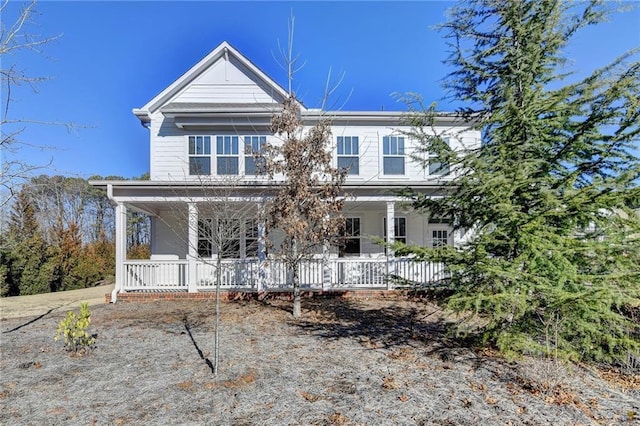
[89,180,449,214]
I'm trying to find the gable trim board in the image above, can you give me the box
[133,41,297,124]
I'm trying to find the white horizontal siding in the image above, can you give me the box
[175,84,278,104]
[149,202,453,261]
[149,116,481,184]
[172,55,282,105]
[150,114,190,180]
[151,210,187,259]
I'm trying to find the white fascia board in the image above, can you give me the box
[132,108,151,124]
[135,41,295,120]
[302,110,472,127]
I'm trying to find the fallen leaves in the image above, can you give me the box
[598,369,640,390]
[220,369,258,389]
[176,381,194,390]
[328,412,349,425]
[387,348,417,362]
[300,391,322,402]
[382,376,399,390]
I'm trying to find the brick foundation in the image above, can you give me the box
[105,289,432,304]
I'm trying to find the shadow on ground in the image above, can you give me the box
[2,308,57,334]
[258,297,482,362]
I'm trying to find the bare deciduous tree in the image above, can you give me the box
[263,97,346,318]
[164,175,261,375]
[1,0,78,207]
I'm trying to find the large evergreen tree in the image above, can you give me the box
[398,0,640,365]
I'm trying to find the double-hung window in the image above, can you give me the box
[245,219,259,257]
[198,218,213,257]
[198,218,259,258]
[244,136,266,175]
[428,137,450,176]
[383,217,407,244]
[216,136,239,175]
[219,218,241,258]
[189,136,211,175]
[432,229,449,247]
[337,136,359,175]
[340,217,361,257]
[383,136,405,175]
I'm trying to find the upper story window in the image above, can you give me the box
[244,136,266,175]
[216,136,239,175]
[383,136,405,175]
[428,137,450,176]
[188,136,211,175]
[337,136,359,175]
[339,217,361,257]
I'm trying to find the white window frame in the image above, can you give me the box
[339,217,361,257]
[337,136,359,175]
[244,218,259,258]
[430,228,450,248]
[427,137,451,176]
[216,135,240,175]
[383,216,407,245]
[382,135,405,176]
[244,136,267,176]
[188,136,212,175]
[198,217,262,259]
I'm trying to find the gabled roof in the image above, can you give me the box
[133,41,295,123]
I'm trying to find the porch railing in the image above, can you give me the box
[122,258,447,292]
[124,260,188,291]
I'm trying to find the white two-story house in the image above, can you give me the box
[91,41,480,300]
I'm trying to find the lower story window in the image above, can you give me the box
[219,218,241,258]
[339,217,361,257]
[384,217,407,244]
[198,218,261,258]
[245,219,259,257]
[432,229,449,247]
[198,219,213,257]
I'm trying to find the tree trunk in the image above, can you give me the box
[292,265,301,318]
[214,255,221,376]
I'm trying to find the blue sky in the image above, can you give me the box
[2,1,639,180]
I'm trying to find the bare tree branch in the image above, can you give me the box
[0,0,82,207]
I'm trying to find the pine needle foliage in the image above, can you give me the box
[397,0,640,365]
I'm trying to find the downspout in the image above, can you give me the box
[107,184,120,303]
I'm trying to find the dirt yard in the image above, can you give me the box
[1,297,638,425]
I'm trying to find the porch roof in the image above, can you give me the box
[89,179,449,216]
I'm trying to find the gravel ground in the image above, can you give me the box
[1,297,638,425]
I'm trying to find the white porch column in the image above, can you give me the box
[113,203,127,302]
[257,212,266,292]
[386,201,395,290]
[187,203,198,293]
[386,201,395,254]
[322,240,331,291]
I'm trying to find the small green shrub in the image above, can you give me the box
[54,302,95,354]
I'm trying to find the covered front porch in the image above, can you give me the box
[96,180,454,298]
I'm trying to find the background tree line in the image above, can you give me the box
[0,174,150,296]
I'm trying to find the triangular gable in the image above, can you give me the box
[135,41,298,118]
